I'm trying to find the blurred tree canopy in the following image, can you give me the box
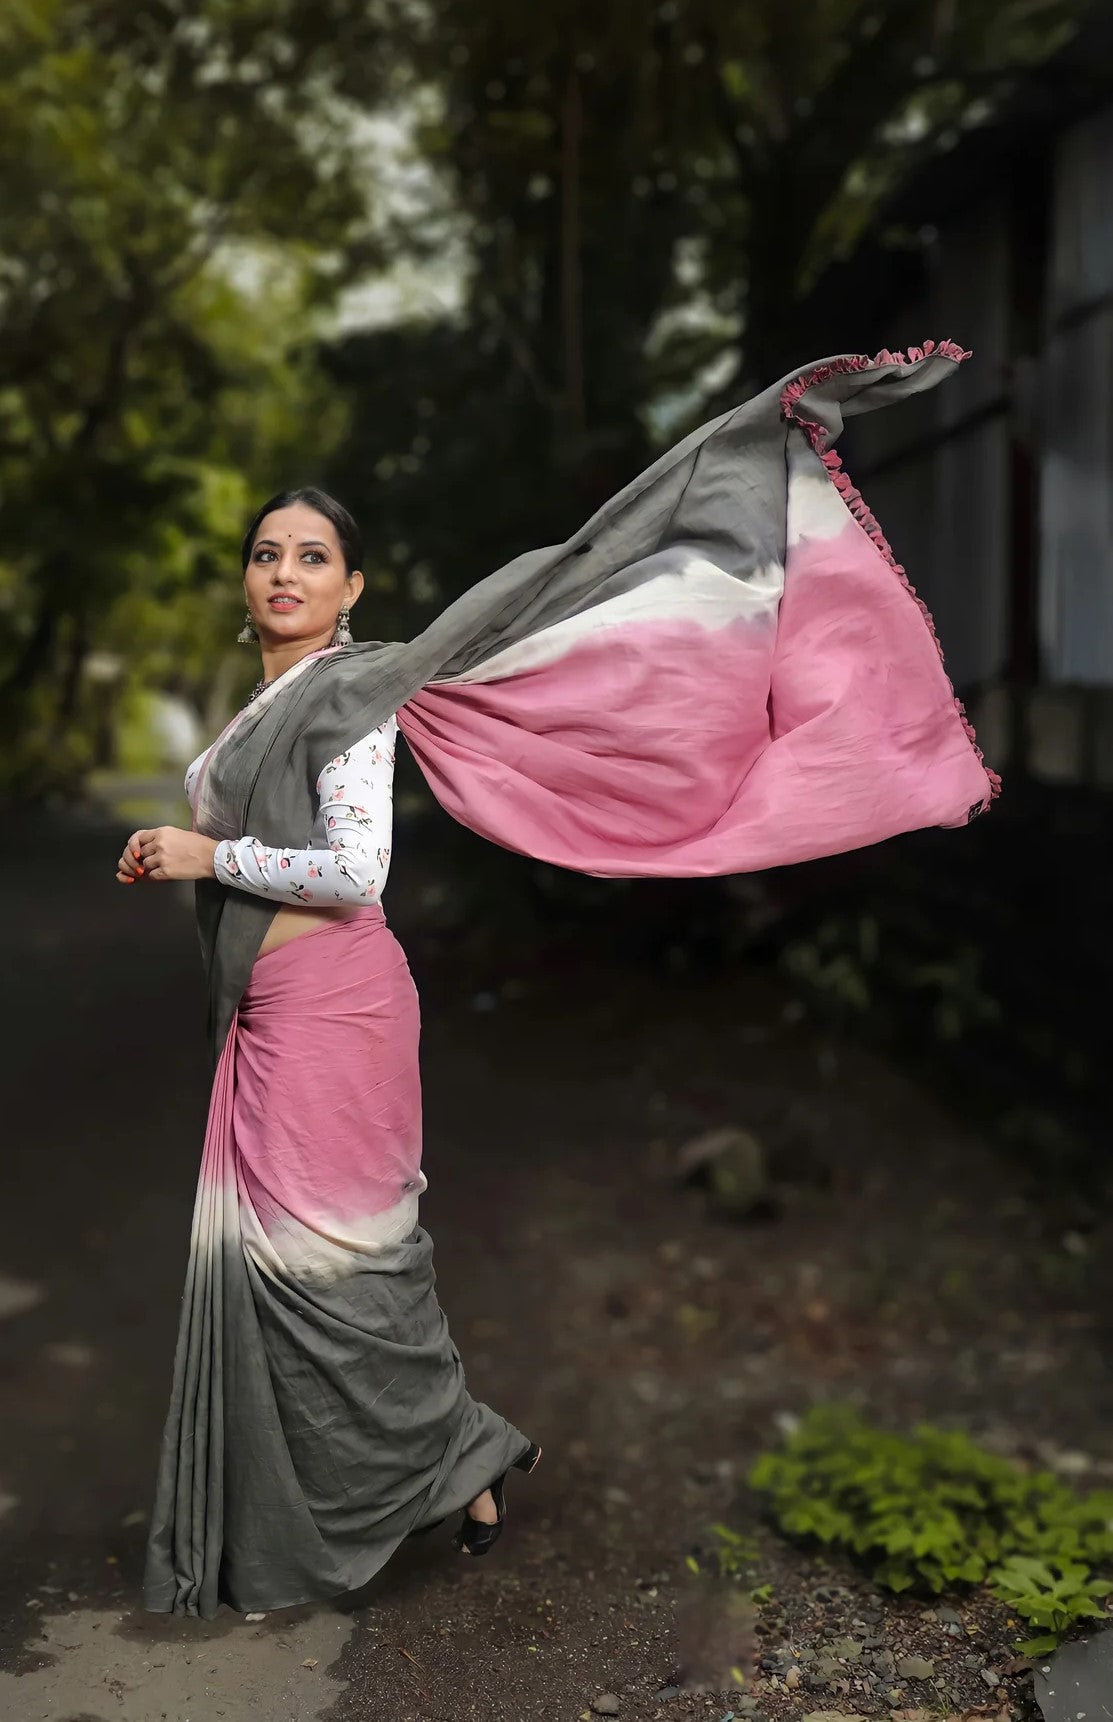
[325,0,1081,638]
[0,0,392,791]
[0,0,1084,798]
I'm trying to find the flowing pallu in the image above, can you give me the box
[142,912,530,1617]
[192,341,998,1063]
[146,343,1000,1615]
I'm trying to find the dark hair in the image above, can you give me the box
[240,487,363,573]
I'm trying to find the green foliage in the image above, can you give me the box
[743,1405,1113,1646]
[781,908,1000,1043]
[395,0,1084,413]
[773,855,1103,1188]
[992,1556,1113,1654]
[686,1528,775,1613]
[317,0,1088,689]
[709,1522,762,1580]
[0,0,1088,803]
[0,0,390,797]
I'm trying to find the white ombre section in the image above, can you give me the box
[238,1180,427,1288]
[439,553,784,685]
[186,916,425,1290]
[786,464,856,545]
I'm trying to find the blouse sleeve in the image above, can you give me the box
[212,716,396,906]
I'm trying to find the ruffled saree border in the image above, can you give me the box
[780,340,1002,804]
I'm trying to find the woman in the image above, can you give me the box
[128,342,999,1620]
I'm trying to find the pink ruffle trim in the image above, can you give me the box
[780,341,1001,804]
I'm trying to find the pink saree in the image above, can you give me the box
[143,913,530,1617]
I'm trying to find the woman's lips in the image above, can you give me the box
[267,595,303,610]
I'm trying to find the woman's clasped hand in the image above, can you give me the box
[117,827,220,884]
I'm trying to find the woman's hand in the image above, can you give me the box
[117,827,219,884]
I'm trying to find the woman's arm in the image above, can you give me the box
[213,717,396,906]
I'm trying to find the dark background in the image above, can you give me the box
[2,3,1113,1717]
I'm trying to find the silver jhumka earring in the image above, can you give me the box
[331,606,353,647]
[237,609,259,645]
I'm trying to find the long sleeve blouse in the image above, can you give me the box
[184,715,397,906]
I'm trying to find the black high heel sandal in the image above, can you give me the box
[452,1441,542,1557]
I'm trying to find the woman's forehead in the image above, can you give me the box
[254,503,339,545]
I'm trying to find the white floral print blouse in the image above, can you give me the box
[184,715,397,906]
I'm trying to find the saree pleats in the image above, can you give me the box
[143,913,527,1618]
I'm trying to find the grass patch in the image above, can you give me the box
[726,1404,1113,1653]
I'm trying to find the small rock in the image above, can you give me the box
[937,1606,962,1625]
[979,1668,1000,1688]
[245,1611,267,1622]
[895,1656,934,1680]
[653,1687,681,1701]
[675,1126,771,1218]
[785,1666,802,1689]
[828,1637,863,1662]
[591,1697,620,1717]
[301,1658,318,1669]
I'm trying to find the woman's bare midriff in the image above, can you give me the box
[257,902,371,958]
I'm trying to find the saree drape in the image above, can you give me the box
[192,342,998,1067]
[144,343,999,1617]
[142,912,530,1617]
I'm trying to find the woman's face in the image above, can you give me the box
[243,503,363,647]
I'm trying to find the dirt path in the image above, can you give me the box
[2,814,1111,1722]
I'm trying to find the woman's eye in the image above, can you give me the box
[303,551,325,564]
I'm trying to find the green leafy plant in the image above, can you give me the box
[709,1523,761,1582]
[736,1405,1113,1649]
[991,1555,1113,1654]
